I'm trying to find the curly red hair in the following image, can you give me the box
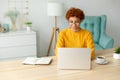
[66,7,85,21]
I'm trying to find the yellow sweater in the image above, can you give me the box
[55,28,95,60]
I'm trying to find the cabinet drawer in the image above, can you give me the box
[0,45,36,60]
[0,34,36,47]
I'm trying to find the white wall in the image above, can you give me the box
[0,0,8,17]
[0,0,120,57]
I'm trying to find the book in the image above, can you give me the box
[22,57,52,65]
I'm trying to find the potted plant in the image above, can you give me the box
[113,46,120,59]
[25,21,32,31]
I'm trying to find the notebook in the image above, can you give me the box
[23,57,52,65]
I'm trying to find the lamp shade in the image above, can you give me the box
[47,2,64,16]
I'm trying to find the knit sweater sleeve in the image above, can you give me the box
[86,32,95,60]
[55,31,65,56]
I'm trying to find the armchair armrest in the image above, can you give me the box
[99,34,114,49]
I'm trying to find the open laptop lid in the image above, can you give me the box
[57,48,91,70]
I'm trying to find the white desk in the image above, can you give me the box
[0,48,120,80]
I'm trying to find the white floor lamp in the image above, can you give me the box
[47,2,64,56]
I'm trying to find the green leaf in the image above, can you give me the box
[25,22,32,27]
[5,10,20,24]
[115,46,120,54]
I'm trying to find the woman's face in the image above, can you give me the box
[69,16,81,31]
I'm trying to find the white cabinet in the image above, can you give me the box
[0,31,37,60]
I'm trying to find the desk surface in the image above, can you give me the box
[0,48,120,80]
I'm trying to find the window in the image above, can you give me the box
[8,0,29,15]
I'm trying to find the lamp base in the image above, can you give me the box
[47,27,60,56]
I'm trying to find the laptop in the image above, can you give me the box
[57,48,91,70]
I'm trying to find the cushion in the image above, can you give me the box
[95,44,103,50]
[81,16,101,43]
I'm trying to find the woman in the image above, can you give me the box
[55,7,95,60]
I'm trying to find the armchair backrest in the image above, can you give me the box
[80,15,106,44]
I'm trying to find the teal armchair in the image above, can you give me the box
[80,15,114,50]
